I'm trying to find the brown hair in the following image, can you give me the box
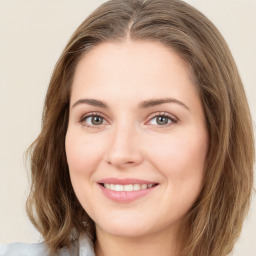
[26,0,255,255]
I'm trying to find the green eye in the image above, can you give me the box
[91,116,104,125]
[81,114,107,127]
[148,114,177,127]
[156,116,170,125]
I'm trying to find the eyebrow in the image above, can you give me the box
[72,99,108,109]
[138,98,190,110]
[72,97,190,111]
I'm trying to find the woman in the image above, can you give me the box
[0,0,254,255]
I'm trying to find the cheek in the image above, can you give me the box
[155,131,207,212]
[65,131,103,173]
[150,132,207,170]
[148,128,208,194]
[65,130,104,211]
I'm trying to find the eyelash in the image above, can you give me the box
[80,112,108,129]
[80,112,178,129]
[147,112,178,128]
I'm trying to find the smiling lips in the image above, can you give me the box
[98,178,158,202]
[103,183,154,191]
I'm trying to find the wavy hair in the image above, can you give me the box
[26,0,255,255]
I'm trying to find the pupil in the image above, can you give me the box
[157,116,168,125]
[92,116,103,125]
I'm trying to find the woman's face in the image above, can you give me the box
[65,40,208,239]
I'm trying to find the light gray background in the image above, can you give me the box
[0,1,255,255]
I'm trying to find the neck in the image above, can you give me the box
[94,226,180,256]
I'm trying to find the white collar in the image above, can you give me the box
[78,233,95,256]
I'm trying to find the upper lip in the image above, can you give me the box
[97,178,158,185]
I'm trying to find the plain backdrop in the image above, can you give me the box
[0,1,255,255]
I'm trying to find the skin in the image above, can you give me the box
[65,40,208,256]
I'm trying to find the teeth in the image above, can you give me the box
[141,184,147,190]
[103,183,155,191]
[124,184,133,191]
[115,185,123,191]
[133,184,140,191]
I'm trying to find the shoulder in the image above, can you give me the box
[0,234,95,256]
[0,242,48,256]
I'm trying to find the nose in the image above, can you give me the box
[104,124,143,169]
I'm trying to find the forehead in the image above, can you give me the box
[71,40,197,105]
[73,40,191,81]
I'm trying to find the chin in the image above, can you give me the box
[95,217,155,238]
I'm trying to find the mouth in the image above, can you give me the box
[99,183,158,191]
[97,178,159,203]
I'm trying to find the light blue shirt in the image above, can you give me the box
[0,234,95,256]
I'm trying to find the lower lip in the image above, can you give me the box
[99,185,157,203]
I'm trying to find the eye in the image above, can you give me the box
[148,113,177,127]
[80,113,108,128]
